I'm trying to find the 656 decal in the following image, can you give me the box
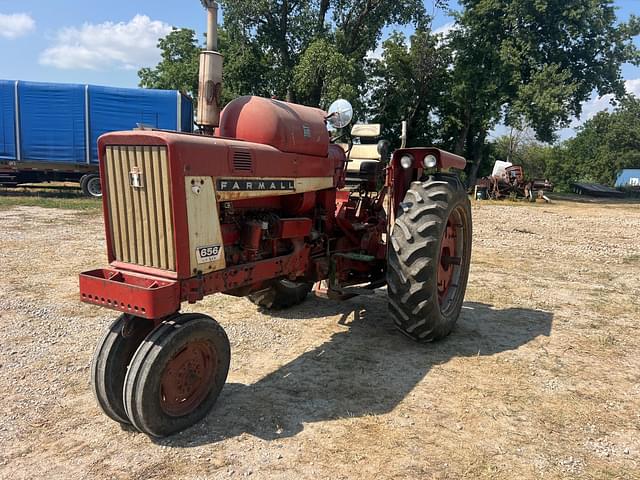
[196,244,222,264]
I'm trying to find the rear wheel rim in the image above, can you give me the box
[437,206,466,315]
[160,340,217,417]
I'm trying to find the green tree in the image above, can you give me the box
[220,0,427,105]
[140,2,428,113]
[304,0,427,109]
[138,27,271,106]
[551,96,640,188]
[366,30,450,146]
[217,28,272,104]
[440,0,640,186]
[139,28,200,98]
[293,39,359,108]
[220,0,322,101]
[331,0,428,58]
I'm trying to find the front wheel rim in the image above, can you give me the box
[159,340,217,417]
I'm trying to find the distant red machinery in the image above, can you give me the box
[79,2,473,437]
[476,164,554,200]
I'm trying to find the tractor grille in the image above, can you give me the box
[103,146,176,271]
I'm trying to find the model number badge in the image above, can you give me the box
[196,244,222,264]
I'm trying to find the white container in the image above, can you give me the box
[492,160,512,177]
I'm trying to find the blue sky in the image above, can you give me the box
[0,0,638,139]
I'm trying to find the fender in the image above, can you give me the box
[387,147,468,221]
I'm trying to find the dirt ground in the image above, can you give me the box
[0,198,639,479]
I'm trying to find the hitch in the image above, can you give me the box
[314,253,384,300]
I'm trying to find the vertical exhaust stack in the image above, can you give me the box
[197,0,223,135]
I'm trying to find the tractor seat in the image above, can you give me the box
[344,124,385,190]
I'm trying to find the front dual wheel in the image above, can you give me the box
[91,313,230,437]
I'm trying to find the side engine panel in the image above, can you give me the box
[97,126,388,297]
[98,130,347,281]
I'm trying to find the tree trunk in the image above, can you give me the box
[307,79,323,107]
[317,0,330,35]
[280,0,294,102]
[454,107,471,155]
[467,128,487,188]
[404,104,420,147]
[340,0,374,56]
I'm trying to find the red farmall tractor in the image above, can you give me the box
[79,1,472,437]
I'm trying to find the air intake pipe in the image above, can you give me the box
[197,0,223,135]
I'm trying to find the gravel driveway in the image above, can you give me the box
[1,200,639,479]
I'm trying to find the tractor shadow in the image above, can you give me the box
[161,295,553,447]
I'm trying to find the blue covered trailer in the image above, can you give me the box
[0,80,193,196]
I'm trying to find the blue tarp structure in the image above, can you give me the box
[0,80,193,165]
[88,85,187,162]
[615,169,640,189]
[181,94,193,134]
[20,81,86,163]
[0,80,16,160]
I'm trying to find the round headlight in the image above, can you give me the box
[424,154,438,168]
[400,155,414,169]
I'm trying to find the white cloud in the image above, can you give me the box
[40,15,172,70]
[0,13,36,39]
[366,45,384,61]
[554,78,640,140]
[626,78,640,98]
[570,78,640,128]
[433,21,456,38]
[574,95,614,125]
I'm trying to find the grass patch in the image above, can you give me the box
[0,189,101,211]
[622,254,640,264]
[597,332,618,348]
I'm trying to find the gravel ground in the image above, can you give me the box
[0,199,639,479]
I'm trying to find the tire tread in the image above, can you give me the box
[387,175,472,342]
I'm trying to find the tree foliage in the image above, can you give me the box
[438,0,640,186]
[367,30,450,147]
[138,1,640,190]
[293,39,359,107]
[550,97,640,188]
[217,28,272,103]
[220,0,426,105]
[486,97,640,191]
[489,131,556,180]
[137,26,272,105]
[138,28,200,98]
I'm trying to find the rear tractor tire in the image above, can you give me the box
[249,279,313,310]
[123,313,230,438]
[387,175,472,342]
